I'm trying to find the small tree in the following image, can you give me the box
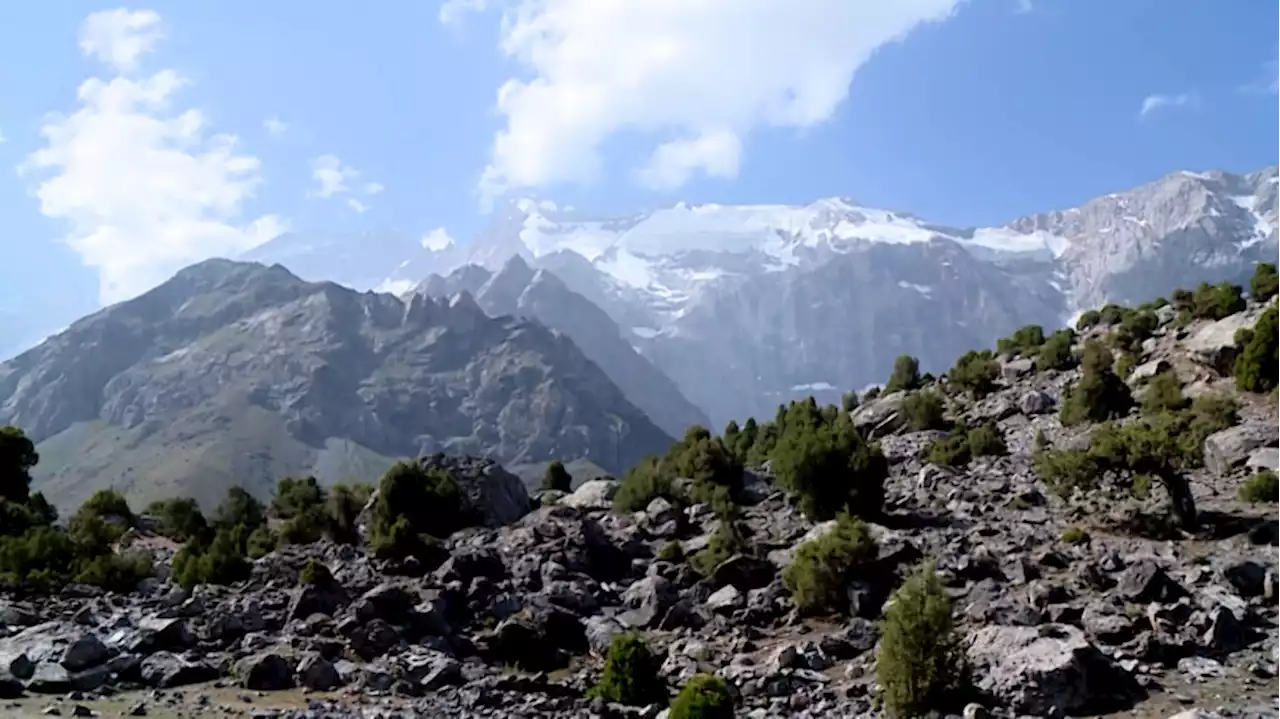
[0,426,38,505]
[1235,306,1278,393]
[876,561,966,718]
[588,634,666,707]
[669,673,734,719]
[1141,371,1188,415]
[997,325,1046,357]
[884,355,922,394]
[144,498,209,542]
[841,391,860,413]
[770,416,887,521]
[1059,340,1132,426]
[1036,329,1076,371]
[782,514,877,614]
[1250,262,1278,303]
[1239,470,1278,504]
[948,350,999,398]
[902,391,946,431]
[541,460,573,493]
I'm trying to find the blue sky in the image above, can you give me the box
[0,0,1276,350]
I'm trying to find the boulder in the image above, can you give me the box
[296,653,341,690]
[850,392,907,438]
[417,453,533,528]
[1203,423,1276,477]
[139,652,219,688]
[618,575,677,629]
[1002,357,1035,381]
[1184,312,1258,373]
[1019,390,1054,415]
[1245,446,1279,473]
[966,624,1139,716]
[559,479,619,511]
[236,652,294,690]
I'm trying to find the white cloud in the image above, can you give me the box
[309,154,382,210]
[1139,92,1196,118]
[21,10,286,306]
[421,227,456,251]
[440,0,489,27]
[449,0,963,204]
[1013,0,1034,13]
[263,117,288,137]
[78,9,164,74]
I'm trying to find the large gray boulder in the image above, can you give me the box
[559,479,619,511]
[417,454,533,528]
[966,624,1139,716]
[1183,311,1262,373]
[850,392,907,438]
[1203,422,1276,477]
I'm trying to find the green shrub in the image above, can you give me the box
[948,350,999,398]
[966,425,1007,458]
[1188,281,1245,320]
[875,561,966,718]
[1141,371,1188,415]
[689,524,742,577]
[172,529,251,589]
[1036,329,1076,372]
[0,525,75,590]
[1130,473,1152,499]
[1059,340,1132,426]
[299,558,334,586]
[541,460,573,493]
[1098,303,1130,326]
[1075,310,1102,331]
[325,482,372,545]
[669,673,734,719]
[902,391,946,431]
[613,458,677,513]
[1060,526,1089,545]
[782,515,877,614]
[271,476,325,520]
[884,355,922,394]
[144,498,209,542]
[841,391,860,413]
[1235,306,1278,393]
[1238,470,1278,504]
[0,426,38,505]
[1033,448,1098,497]
[997,325,1046,357]
[213,487,266,531]
[76,489,135,526]
[656,541,684,563]
[770,415,887,521]
[74,552,153,593]
[1250,262,1278,303]
[370,461,473,550]
[615,427,743,515]
[1111,310,1158,355]
[588,634,666,707]
[926,424,1006,468]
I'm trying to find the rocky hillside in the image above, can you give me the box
[242,166,1278,427]
[415,255,710,438]
[0,274,1273,718]
[0,259,674,510]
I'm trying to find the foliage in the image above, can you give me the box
[1111,309,1158,355]
[172,528,251,589]
[1235,306,1278,393]
[875,561,967,718]
[782,514,877,614]
[656,541,684,563]
[0,525,75,590]
[325,482,372,545]
[1238,470,1278,504]
[213,487,266,531]
[668,673,735,719]
[1036,329,1076,372]
[615,426,743,516]
[884,355,922,394]
[1060,526,1090,545]
[948,350,999,398]
[1098,303,1130,326]
[299,558,334,586]
[588,634,667,707]
[1174,281,1245,321]
[541,460,573,493]
[841,391,860,413]
[770,411,887,521]
[370,461,472,555]
[271,476,325,520]
[144,498,209,542]
[1075,309,1102,331]
[1250,262,1278,303]
[926,425,1006,468]
[613,459,676,513]
[997,325,1046,357]
[901,391,946,431]
[1140,371,1188,415]
[0,426,38,505]
[1059,340,1133,426]
[74,552,153,594]
[689,523,743,577]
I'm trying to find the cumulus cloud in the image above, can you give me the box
[263,117,288,136]
[421,227,456,251]
[1139,92,1196,118]
[309,154,382,209]
[21,9,286,306]
[446,0,962,204]
[77,8,164,74]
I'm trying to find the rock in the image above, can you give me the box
[416,453,533,528]
[0,675,22,699]
[1002,357,1035,381]
[435,548,506,585]
[850,392,906,438]
[1118,560,1185,603]
[60,634,109,672]
[414,654,463,691]
[619,575,677,629]
[559,479,619,511]
[1019,390,1054,415]
[1184,312,1258,373]
[583,616,625,657]
[0,650,33,680]
[1223,560,1267,597]
[286,582,349,621]
[236,652,294,691]
[348,618,400,660]
[1245,446,1279,472]
[355,583,418,624]
[705,585,744,615]
[1128,359,1171,384]
[296,653,340,691]
[1203,422,1276,477]
[138,652,219,688]
[966,624,1139,716]
[709,554,776,591]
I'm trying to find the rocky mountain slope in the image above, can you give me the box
[415,255,709,438]
[245,166,1278,426]
[0,281,1275,719]
[0,259,674,510]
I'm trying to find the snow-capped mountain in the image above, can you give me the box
[241,165,1278,427]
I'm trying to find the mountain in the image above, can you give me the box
[414,255,710,438]
[241,166,1278,426]
[0,259,674,510]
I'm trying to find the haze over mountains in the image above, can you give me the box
[247,165,1279,425]
[0,164,1274,508]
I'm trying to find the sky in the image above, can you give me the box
[0,0,1276,352]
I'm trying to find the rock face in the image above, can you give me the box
[415,255,709,438]
[0,260,674,510]
[242,166,1276,426]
